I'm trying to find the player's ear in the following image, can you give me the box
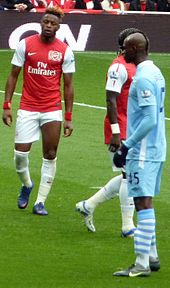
[56,23,60,32]
[132,45,137,53]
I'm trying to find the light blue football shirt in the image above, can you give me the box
[125,60,166,162]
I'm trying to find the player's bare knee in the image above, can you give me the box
[43,150,56,160]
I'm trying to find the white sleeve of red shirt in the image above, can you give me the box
[62,46,75,73]
[11,39,26,67]
[105,62,128,93]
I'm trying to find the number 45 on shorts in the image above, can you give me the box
[128,172,139,185]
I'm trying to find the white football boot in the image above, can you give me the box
[76,201,96,232]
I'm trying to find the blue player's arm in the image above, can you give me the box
[113,105,157,168]
[124,105,157,149]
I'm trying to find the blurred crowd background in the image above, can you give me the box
[0,0,170,13]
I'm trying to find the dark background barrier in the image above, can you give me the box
[0,11,170,52]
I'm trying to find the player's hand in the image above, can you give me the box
[2,110,12,127]
[113,143,128,168]
[108,133,120,153]
[63,120,73,137]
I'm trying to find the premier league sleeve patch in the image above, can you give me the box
[109,70,119,80]
[141,90,151,98]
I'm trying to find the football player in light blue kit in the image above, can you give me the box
[113,31,166,277]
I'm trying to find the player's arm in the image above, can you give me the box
[106,90,120,152]
[113,105,157,168]
[2,39,25,127]
[2,65,21,127]
[62,46,75,137]
[113,79,157,168]
[4,65,21,103]
[106,62,127,152]
[63,72,74,137]
[125,78,157,149]
[125,105,156,148]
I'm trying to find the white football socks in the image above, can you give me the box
[85,175,122,211]
[119,178,135,232]
[85,175,135,233]
[14,149,32,188]
[34,158,57,205]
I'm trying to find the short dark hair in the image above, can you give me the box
[118,28,150,53]
[45,6,64,20]
[118,27,141,49]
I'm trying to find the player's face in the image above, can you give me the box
[123,39,136,63]
[41,14,60,38]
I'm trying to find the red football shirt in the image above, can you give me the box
[104,55,136,144]
[12,34,75,112]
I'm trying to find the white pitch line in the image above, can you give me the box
[0,89,170,121]
[73,101,106,110]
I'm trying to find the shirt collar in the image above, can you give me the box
[137,60,153,69]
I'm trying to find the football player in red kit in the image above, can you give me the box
[76,28,140,237]
[2,7,75,215]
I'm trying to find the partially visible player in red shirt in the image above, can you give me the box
[76,28,140,237]
[2,6,75,216]
[31,0,75,10]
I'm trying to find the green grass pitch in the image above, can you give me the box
[0,50,170,287]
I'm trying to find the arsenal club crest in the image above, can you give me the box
[48,51,62,62]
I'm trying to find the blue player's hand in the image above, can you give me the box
[113,143,129,168]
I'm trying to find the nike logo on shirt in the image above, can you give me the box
[28,52,37,56]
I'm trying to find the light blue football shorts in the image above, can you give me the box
[126,159,164,198]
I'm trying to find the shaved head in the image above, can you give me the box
[123,32,149,65]
[125,32,149,52]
